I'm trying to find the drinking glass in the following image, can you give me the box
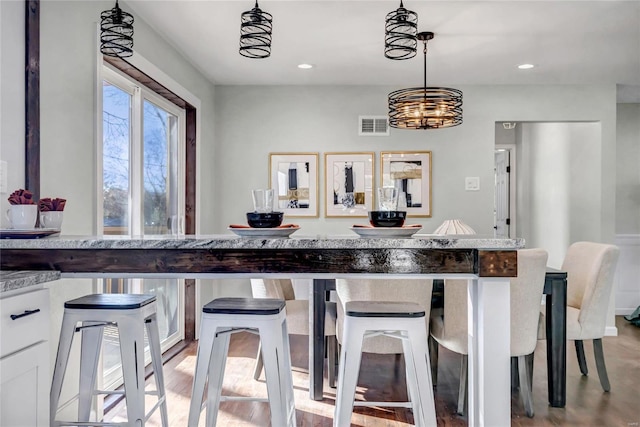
[252,189,274,213]
[378,187,398,211]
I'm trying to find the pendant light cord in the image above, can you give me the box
[422,40,427,90]
[423,39,428,90]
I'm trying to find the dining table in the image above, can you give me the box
[1,233,533,426]
[309,269,568,408]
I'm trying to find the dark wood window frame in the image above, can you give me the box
[24,0,197,342]
[102,56,197,342]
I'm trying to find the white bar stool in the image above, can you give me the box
[334,301,437,427]
[50,294,168,427]
[188,297,296,427]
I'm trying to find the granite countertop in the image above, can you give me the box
[0,270,61,294]
[0,234,525,250]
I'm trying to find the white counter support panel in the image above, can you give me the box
[469,278,511,427]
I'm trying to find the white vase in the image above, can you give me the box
[433,219,476,235]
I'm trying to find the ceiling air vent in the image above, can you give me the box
[359,116,389,136]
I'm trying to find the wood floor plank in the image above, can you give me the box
[104,316,640,426]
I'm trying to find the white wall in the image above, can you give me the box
[213,85,618,244]
[616,104,640,234]
[521,123,571,268]
[614,103,640,315]
[517,122,601,268]
[0,0,25,223]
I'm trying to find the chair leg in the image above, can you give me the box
[457,354,468,416]
[575,340,588,375]
[118,317,147,426]
[517,355,535,417]
[403,322,437,427]
[428,335,439,387]
[78,323,104,422]
[334,319,365,427]
[188,318,217,427]
[253,341,264,380]
[593,339,611,392]
[206,329,231,427]
[394,353,402,378]
[146,313,169,427]
[327,336,338,388]
[260,320,295,427]
[511,356,519,391]
[51,313,77,423]
[526,352,535,386]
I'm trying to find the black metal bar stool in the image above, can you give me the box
[50,294,168,427]
[188,297,296,427]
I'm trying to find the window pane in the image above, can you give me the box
[101,278,179,390]
[102,82,130,235]
[143,279,179,339]
[143,100,179,235]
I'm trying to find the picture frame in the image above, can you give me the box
[380,151,432,217]
[324,152,374,217]
[269,152,319,217]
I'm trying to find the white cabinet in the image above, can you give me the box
[0,287,50,426]
[0,342,49,426]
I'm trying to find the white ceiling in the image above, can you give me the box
[126,1,640,95]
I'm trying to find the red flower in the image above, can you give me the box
[7,189,35,205]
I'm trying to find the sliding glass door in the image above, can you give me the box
[100,65,185,390]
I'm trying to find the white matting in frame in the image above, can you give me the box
[325,152,374,217]
[381,151,432,217]
[269,152,319,217]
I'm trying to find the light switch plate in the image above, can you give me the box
[0,161,7,194]
[465,176,480,191]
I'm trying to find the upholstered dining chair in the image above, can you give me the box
[250,278,338,386]
[429,248,548,417]
[539,241,620,392]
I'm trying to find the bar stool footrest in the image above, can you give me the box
[220,396,270,403]
[353,401,412,408]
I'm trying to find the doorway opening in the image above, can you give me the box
[495,121,517,238]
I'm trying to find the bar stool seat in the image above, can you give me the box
[334,301,437,427]
[50,294,168,427]
[188,297,296,427]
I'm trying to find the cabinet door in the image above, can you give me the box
[0,341,49,427]
[0,288,50,357]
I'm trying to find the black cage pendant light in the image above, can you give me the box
[388,32,463,129]
[385,0,418,60]
[240,1,273,59]
[100,0,134,58]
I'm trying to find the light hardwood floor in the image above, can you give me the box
[105,316,640,426]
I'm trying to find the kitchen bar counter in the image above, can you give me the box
[0,270,60,294]
[0,234,522,279]
[1,234,523,427]
[0,233,522,250]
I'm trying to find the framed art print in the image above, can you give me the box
[381,151,432,217]
[325,152,374,217]
[269,152,319,217]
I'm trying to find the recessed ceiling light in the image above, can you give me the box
[297,63,313,69]
[518,63,535,70]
